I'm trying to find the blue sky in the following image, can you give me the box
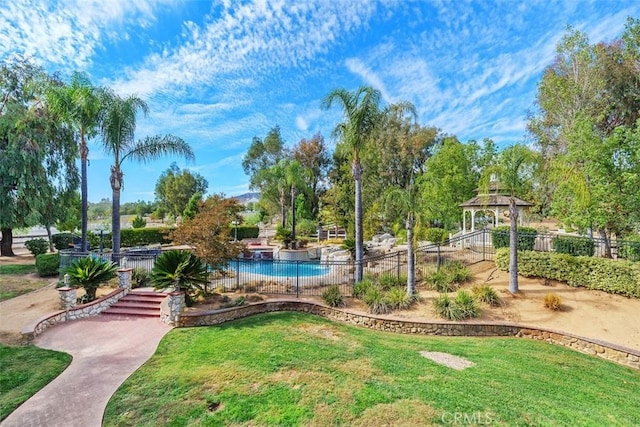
[2,0,638,204]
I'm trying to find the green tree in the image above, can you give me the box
[183,192,202,221]
[154,162,208,219]
[322,86,383,282]
[0,57,78,256]
[46,72,102,252]
[242,126,288,189]
[292,133,330,218]
[99,90,194,260]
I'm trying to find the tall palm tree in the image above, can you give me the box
[322,86,382,282]
[486,144,539,293]
[46,72,101,252]
[99,91,194,260]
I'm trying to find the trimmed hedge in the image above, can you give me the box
[25,238,49,256]
[491,226,537,251]
[51,233,74,250]
[619,235,640,262]
[36,253,60,277]
[425,227,448,244]
[236,225,259,240]
[495,248,640,298]
[552,235,595,257]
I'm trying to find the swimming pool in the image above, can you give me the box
[236,260,330,277]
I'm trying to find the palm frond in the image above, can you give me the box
[122,135,195,165]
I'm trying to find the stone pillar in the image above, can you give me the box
[118,268,133,291]
[164,291,186,325]
[58,287,77,309]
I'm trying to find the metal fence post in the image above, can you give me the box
[296,261,300,298]
[396,251,401,280]
[436,244,441,270]
[236,258,240,291]
[482,228,486,261]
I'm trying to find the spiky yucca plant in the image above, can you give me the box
[63,257,118,302]
[151,250,208,305]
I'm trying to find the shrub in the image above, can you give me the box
[132,267,151,288]
[378,272,401,290]
[296,219,317,236]
[433,293,463,320]
[51,233,74,250]
[491,226,537,251]
[619,235,640,262]
[425,269,456,292]
[353,278,375,299]
[454,290,481,318]
[87,231,112,250]
[220,296,246,308]
[35,253,59,277]
[322,285,346,307]
[471,284,502,307]
[275,225,293,247]
[25,238,49,256]
[363,287,390,314]
[552,236,595,257]
[442,261,472,284]
[425,227,448,244]
[495,248,640,298]
[132,215,147,229]
[385,287,413,310]
[63,256,118,301]
[120,228,173,247]
[236,225,260,240]
[543,293,562,310]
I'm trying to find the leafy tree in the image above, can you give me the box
[99,90,194,260]
[169,195,244,271]
[182,191,202,221]
[63,257,118,301]
[242,126,288,189]
[46,72,102,252]
[322,86,383,282]
[131,215,146,229]
[0,57,78,256]
[151,250,208,305]
[292,133,330,217]
[154,162,208,219]
[420,137,480,230]
[482,144,539,293]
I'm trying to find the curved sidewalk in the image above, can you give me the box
[1,316,172,427]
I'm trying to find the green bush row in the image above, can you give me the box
[495,248,640,298]
[552,236,595,257]
[52,228,176,250]
[235,225,260,240]
[491,226,537,251]
[36,253,59,277]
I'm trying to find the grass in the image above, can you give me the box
[0,264,50,301]
[0,344,71,421]
[104,312,640,426]
[0,264,36,275]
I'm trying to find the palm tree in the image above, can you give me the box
[322,86,382,282]
[46,72,102,252]
[99,91,194,260]
[485,144,539,293]
[151,250,208,305]
[63,256,118,301]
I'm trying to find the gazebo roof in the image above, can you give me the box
[459,194,533,208]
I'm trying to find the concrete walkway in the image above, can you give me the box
[1,316,172,427]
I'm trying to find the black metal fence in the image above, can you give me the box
[59,249,160,278]
[58,229,638,296]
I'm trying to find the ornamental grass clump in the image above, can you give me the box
[543,293,562,311]
[385,287,414,310]
[471,284,502,307]
[353,278,375,299]
[433,293,463,321]
[454,290,480,318]
[322,285,346,307]
[363,287,390,314]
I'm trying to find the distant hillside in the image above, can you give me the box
[233,192,260,204]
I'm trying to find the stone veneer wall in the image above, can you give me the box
[22,288,127,342]
[178,300,640,370]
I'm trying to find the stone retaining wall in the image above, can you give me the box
[21,288,127,342]
[178,300,640,370]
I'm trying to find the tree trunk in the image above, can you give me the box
[598,228,612,258]
[46,225,54,252]
[280,190,286,229]
[353,159,363,283]
[508,197,519,294]
[406,215,415,297]
[80,134,89,252]
[111,166,122,264]
[291,186,297,247]
[0,228,15,256]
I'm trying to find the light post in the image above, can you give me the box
[233,220,239,242]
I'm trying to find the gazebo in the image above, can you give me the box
[459,184,533,233]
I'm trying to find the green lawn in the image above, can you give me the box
[104,312,640,426]
[0,264,36,275]
[0,344,72,421]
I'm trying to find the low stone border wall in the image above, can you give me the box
[21,288,127,342]
[178,300,640,370]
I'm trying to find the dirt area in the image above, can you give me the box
[2,251,639,351]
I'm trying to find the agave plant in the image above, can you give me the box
[151,250,208,305]
[63,256,118,302]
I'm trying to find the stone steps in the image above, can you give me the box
[102,290,167,318]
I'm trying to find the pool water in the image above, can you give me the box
[236,261,330,277]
